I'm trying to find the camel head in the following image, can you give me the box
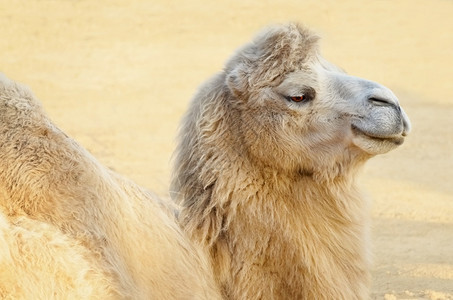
[221,23,411,179]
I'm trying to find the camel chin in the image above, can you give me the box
[350,107,410,155]
[351,125,405,155]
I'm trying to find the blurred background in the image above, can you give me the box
[1,0,452,298]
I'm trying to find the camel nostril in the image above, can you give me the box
[368,97,393,107]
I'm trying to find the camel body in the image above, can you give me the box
[0,74,220,299]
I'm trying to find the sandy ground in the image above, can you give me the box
[1,0,452,298]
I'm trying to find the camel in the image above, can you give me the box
[171,23,411,299]
[0,73,221,299]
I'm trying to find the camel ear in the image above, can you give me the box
[226,64,249,98]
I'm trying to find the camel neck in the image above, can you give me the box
[192,162,369,299]
[216,161,361,228]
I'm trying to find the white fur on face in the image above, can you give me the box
[269,54,411,158]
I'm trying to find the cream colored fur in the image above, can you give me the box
[0,74,220,299]
[171,24,410,299]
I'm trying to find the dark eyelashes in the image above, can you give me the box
[285,87,316,103]
[286,95,307,103]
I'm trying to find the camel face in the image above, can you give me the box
[224,24,410,175]
[275,58,411,157]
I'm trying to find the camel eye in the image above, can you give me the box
[287,95,307,103]
[282,87,315,104]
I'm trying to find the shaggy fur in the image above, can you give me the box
[171,23,410,299]
[0,74,220,299]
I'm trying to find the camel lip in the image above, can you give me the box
[351,125,405,146]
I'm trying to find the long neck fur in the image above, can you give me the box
[172,74,371,299]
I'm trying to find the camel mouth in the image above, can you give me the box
[351,125,405,146]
